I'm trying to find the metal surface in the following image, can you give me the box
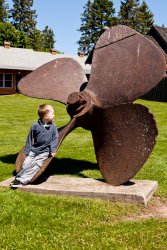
[16,25,166,185]
[90,104,158,185]
[18,58,87,104]
[87,25,166,106]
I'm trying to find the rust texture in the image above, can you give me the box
[16,25,166,185]
[18,57,87,104]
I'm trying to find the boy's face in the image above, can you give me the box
[45,107,55,123]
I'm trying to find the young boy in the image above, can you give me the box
[10,104,58,188]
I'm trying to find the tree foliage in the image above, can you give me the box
[9,0,37,35]
[17,30,31,48]
[78,0,116,55]
[28,26,55,52]
[0,22,17,46]
[78,0,155,54]
[136,1,154,34]
[77,0,93,55]
[118,0,140,28]
[118,0,154,34]
[0,0,155,54]
[28,28,43,51]
[0,22,29,47]
[0,0,8,22]
[91,0,116,42]
[41,26,55,52]
[0,0,56,52]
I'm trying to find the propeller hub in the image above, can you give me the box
[67,91,92,117]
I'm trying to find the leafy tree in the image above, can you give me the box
[9,0,37,35]
[0,0,9,22]
[0,22,18,46]
[0,1,56,52]
[17,30,31,48]
[136,1,154,34]
[41,25,55,52]
[9,1,56,52]
[0,22,31,48]
[78,0,116,55]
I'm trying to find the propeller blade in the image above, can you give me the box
[90,103,158,185]
[18,58,87,104]
[86,25,166,106]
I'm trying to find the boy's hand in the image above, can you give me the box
[51,152,56,157]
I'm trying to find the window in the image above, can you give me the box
[0,73,13,88]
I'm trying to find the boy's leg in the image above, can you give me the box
[15,151,35,179]
[15,151,49,185]
[10,151,35,187]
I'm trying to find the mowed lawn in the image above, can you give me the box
[0,94,166,249]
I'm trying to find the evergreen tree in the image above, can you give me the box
[9,0,37,35]
[29,28,43,51]
[42,25,55,52]
[136,1,154,34]
[118,0,154,34]
[0,0,8,22]
[77,0,93,55]
[118,0,140,28]
[78,0,116,55]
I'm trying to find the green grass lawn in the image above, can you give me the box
[0,94,166,249]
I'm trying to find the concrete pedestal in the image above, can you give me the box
[0,176,158,206]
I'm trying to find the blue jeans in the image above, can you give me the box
[16,151,49,184]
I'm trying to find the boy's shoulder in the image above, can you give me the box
[52,122,56,126]
[31,120,40,129]
[52,122,58,130]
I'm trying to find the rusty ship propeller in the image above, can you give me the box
[16,25,166,185]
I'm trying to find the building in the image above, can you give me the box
[0,42,91,95]
[144,25,167,102]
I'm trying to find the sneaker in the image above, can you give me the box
[10,179,24,188]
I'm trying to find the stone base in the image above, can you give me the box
[0,176,158,206]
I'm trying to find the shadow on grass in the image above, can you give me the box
[34,157,100,184]
[0,153,18,164]
[0,154,136,186]
[0,154,135,186]
[0,153,100,182]
[46,157,98,176]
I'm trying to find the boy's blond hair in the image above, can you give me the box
[38,104,54,119]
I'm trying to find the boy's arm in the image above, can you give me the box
[24,126,33,155]
[51,152,56,157]
[50,126,58,157]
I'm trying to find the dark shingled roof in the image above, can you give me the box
[147,25,167,63]
[148,26,167,50]
[145,34,167,63]
[153,25,167,46]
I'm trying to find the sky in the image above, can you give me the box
[7,0,167,55]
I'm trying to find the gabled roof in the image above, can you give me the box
[145,34,167,62]
[147,25,167,63]
[0,46,91,74]
[152,25,167,46]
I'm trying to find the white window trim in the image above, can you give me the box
[0,73,13,88]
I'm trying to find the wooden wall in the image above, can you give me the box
[0,69,31,95]
[142,77,167,102]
